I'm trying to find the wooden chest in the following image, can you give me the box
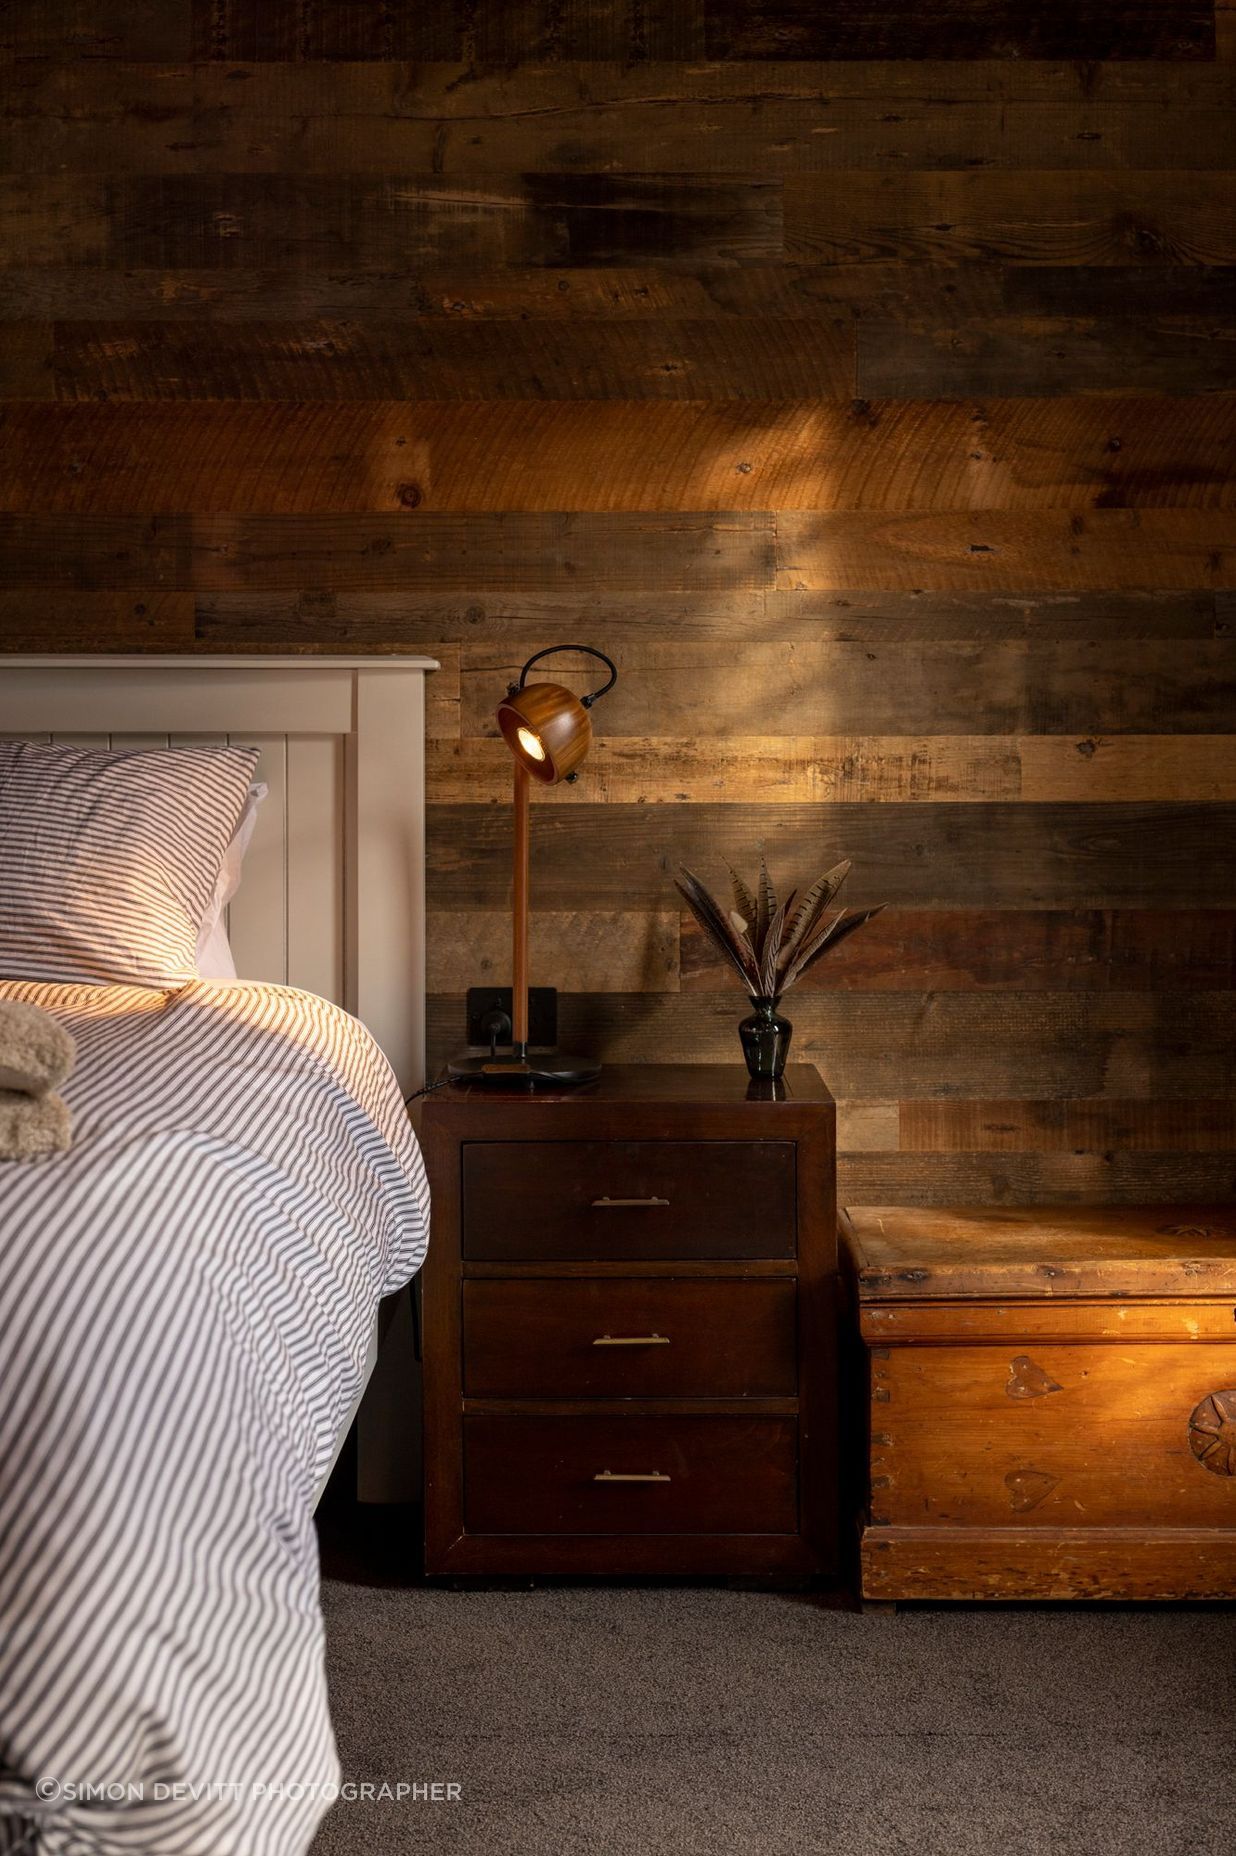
[842,1205,1236,1602]
[420,1064,837,1577]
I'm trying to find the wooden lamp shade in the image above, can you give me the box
[496,681,592,785]
[448,645,616,1088]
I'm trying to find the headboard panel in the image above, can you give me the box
[0,657,438,1092]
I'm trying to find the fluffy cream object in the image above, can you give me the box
[0,1089,72,1161]
[0,999,76,1095]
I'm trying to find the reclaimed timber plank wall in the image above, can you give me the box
[1,0,1234,1204]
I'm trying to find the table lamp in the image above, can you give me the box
[447,644,617,1087]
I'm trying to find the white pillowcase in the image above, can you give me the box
[195,782,267,981]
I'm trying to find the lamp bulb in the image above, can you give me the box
[515,726,547,763]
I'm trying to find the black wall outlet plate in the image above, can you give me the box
[466,986,558,1050]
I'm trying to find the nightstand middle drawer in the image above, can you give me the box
[463,1278,797,1398]
[462,1140,796,1260]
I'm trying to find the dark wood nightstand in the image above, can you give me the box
[419,1064,837,1577]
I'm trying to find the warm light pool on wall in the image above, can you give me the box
[447,644,618,1087]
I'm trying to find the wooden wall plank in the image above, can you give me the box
[0,403,431,511]
[209,2,1212,68]
[427,910,680,993]
[680,909,1236,992]
[0,263,1225,335]
[858,317,1236,398]
[1019,735,1236,804]
[194,587,783,648]
[836,1153,1236,1206]
[188,2,706,62]
[426,905,1236,995]
[16,60,1235,120]
[425,803,1236,910]
[0,515,191,589]
[420,395,1236,512]
[106,172,783,272]
[0,327,54,400]
[0,177,108,265]
[163,8,1221,74]
[8,66,1236,173]
[1219,0,1236,61]
[20,508,1225,597]
[426,990,1236,1094]
[899,1099,1236,1152]
[456,640,1235,735]
[704,4,1214,62]
[193,588,1221,649]
[0,589,193,649]
[462,2,706,62]
[47,322,854,401]
[424,644,461,741]
[222,97,1226,176]
[1001,266,1236,318]
[189,0,463,60]
[1217,591,1236,638]
[157,59,1236,103]
[429,733,1236,806]
[775,510,1236,590]
[0,0,191,56]
[757,589,1225,642]
[1,260,1229,325]
[837,1101,900,1152]
[10,400,1233,510]
[0,512,775,591]
[784,173,1236,267]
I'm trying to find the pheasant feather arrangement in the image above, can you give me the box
[675,856,884,1078]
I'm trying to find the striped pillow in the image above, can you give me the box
[0,738,261,987]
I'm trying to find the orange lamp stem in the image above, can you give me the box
[512,756,530,1053]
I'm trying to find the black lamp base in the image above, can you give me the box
[446,1049,601,1088]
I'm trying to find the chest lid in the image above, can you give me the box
[842,1204,1236,1300]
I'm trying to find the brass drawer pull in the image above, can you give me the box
[593,1470,671,1484]
[592,1333,671,1347]
[591,1195,670,1208]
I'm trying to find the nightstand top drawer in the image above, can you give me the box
[463,1139,796,1261]
[464,1277,797,1398]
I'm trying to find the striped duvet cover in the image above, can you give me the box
[0,980,430,1856]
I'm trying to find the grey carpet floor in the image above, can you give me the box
[309,1576,1236,1856]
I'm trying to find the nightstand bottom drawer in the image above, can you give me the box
[464,1415,798,1536]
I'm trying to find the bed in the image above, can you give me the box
[0,658,436,1856]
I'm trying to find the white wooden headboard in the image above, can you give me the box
[0,656,438,1092]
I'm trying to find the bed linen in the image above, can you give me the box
[0,741,259,988]
[0,979,430,1856]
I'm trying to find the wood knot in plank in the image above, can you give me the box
[1006,1355,1063,1400]
[1005,1468,1059,1514]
